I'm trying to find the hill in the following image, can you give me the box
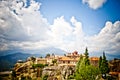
[0,52,32,71]
[0,47,66,71]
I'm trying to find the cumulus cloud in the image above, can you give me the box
[49,17,120,55]
[0,0,49,41]
[0,0,50,50]
[0,0,120,56]
[49,16,88,53]
[0,0,27,41]
[88,21,120,54]
[82,0,107,10]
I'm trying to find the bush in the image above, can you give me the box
[68,75,74,79]
[44,64,48,66]
[32,64,44,68]
[42,74,48,80]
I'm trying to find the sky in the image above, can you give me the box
[0,0,120,58]
[37,0,120,35]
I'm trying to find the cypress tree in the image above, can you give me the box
[84,47,90,65]
[100,52,109,74]
[99,56,102,68]
[76,54,83,73]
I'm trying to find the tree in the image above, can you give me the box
[36,64,45,77]
[40,56,43,58]
[75,58,100,80]
[52,59,57,65]
[84,47,90,65]
[75,48,100,80]
[31,56,36,64]
[11,70,16,80]
[42,74,48,80]
[100,52,109,74]
[99,56,102,68]
[45,53,50,58]
[76,54,83,73]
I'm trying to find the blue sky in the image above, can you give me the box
[36,0,120,35]
[0,0,120,58]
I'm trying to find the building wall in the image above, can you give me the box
[35,58,47,64]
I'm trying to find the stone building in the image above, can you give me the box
[58,51,80,66]
[89,57,99,67]
[35,58,47,64]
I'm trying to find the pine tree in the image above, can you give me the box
[75,48,100,80]
[75,56,100,80]
[84,47,90,65]
[99,56,102,68]
[100,52,109,74]
[76,54,83,73]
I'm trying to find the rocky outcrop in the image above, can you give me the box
[13,59,76,80]
[13,61,37,80]
[42,65,75,80]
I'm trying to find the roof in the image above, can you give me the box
[59,56,79,61]
[109,72,120,75]
[89,57,99,61]
[66,51,80,57]
[36,58,47,61]
[59,64,76,66]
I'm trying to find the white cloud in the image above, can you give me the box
[0,43,8,51]
[49,16,86,53]
[89,21,120,54]
[49,17,120,54]
[50,16,73,42]
[0,3,27,41]
[0,0,50,51]
[0,0,49,42]
[82,0,107,10]
[0,0,120,56]
[9,41,49,50]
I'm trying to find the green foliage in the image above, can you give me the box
[75,48,100,80]
[31,56,36,64]
[36,64,44,68]
[42,74,48,80]
[99,52,109,74]
[21,75,26,80]
[45,53,50,58]
[99,56,102,68]
[32,64,45,68]
[84,47,90,65]
[11,70,16,80]
[75,58,100,80]
[76,54,83,72]
[68,75,74,79]
[12,70,16,78]
[40,56,43,58]
[44,64,48,66]
[20,75,32,80]
[52,59,57,64]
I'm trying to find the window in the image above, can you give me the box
[68,61,70,64]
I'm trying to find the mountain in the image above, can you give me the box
[0,47,66,57]
[106,53,120,60]
[0,47,66,71]
[35,47,66,55]
[0,52,32,71]
[89,52,120,60]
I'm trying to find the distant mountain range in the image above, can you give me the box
[0,47,66,57]
[0,52,31,71]
[0,46,119,71]
[0,47,66,71]
[106,53,120,60]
